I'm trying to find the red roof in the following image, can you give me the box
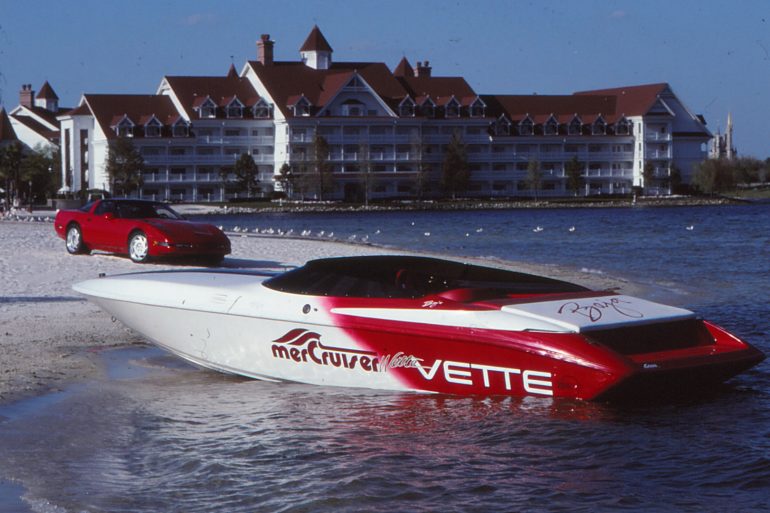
[82,94,182,139]
[574,83,669,117]
[393,57,414,77]
[36,81,59,100]
[248,60,408,117]
[299,25,333,53]
[162,73,260,119]
[0,108,19,142]
[483,94,619,122]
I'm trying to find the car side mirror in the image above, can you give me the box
[103,213,115,221]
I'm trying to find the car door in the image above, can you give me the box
[86,200,123,251]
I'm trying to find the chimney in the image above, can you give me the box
[415,60,432,78]
[19,84,34,108]
[257,34,274,66]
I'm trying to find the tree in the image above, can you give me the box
[277,162,296,199]
[565,156,584,197]
[669,166,683,195]
[20,144,61,203]
[441,130,469,199]
[642,161,656,195]
[311,133,333,200]
[357,141,376,206]
[410,131,432,200]
[106,137,144,196]
[526,158,543,199]
[232,153,260,198]
[691,158,736,195]
[0,142,23,210]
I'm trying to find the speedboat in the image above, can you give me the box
[73,255,764,401]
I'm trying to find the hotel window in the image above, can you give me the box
[254,100,271,118]
[544,118,558,135]
[592,119,606,135]
[399,99,415,117]
[445,99,460,118]
[342,100,365,117]
[226,100,243,119]
[421,102,435,118]
[200,99,217,118]
[116,118,134,137]
[568,118,582,135]
[616,119,630,135]
[518,118,534,136]
[293,98,311,116]
[172,122,189,137]
[470,99,485,117]
[145,119,162,138]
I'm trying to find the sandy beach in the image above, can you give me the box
[0,216,631,405]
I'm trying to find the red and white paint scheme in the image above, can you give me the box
[73,256,764,401]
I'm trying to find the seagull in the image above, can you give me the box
[476,228,483,233]
[533,226,544,233]
[568,226,576,232]
[686,225,695,231]
[424,232,431,236]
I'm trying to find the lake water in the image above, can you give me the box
[0,204,768,512]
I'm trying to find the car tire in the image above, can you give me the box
[65,224,89,255]
[128,231,150,263]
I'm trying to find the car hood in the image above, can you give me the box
[143,220,226,240]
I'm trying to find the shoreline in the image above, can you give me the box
[0,219,648,406]
[0,194,746,222]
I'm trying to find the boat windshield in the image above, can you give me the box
[263,256,588,299]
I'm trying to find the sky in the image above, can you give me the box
[1,0,769,158]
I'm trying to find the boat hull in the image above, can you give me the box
[74,264,764,401]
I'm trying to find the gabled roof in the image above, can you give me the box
[80,94,182,139]
[247,60,408,117]
[36,81,59,100]
[0,108,19,142]
[9,114,59,142]
[162,73,260,119]
[393,57,414,77]
[300,25,333,53]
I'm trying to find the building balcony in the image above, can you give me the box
[645,133,672,142]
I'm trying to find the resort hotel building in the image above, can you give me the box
[52,26,712,201]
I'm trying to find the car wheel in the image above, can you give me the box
[65,224,89,255]
[128,231,150,263]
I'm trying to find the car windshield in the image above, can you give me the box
[117,201,183,220]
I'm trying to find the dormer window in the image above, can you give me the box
[199,97,217,118]
[254,99,271,118]
[518,117,534,136]
[491,116,511,136]
[399,97,415,117]
[292,97,311,117]
[592,117,606,135]
[615,117,631,135]
[172,120,189,138]
[420,100,435,118]
[115,116,134,137]
[226,98,244,119]
[469,98,486,117]
[544,116,559,135]
[568,116,582,135]
[145,117,162,138]
[445,98,460,118]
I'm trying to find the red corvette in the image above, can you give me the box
[54,199,231,264]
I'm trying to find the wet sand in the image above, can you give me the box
[0,218,631,405]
